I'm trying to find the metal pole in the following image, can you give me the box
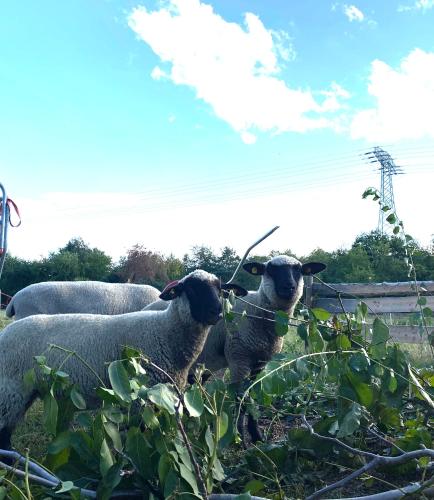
[0,183,9,279]
[227,226,279,284]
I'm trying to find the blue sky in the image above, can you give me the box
[1,0,433,261]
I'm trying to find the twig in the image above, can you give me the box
[227,226,279,284]
[143,357,208,499]
[302,414,434,500]
[334,480,434,499]
[48,344,106,388]
[367,426,406,455]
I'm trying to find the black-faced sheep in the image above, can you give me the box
[0,270,246,449]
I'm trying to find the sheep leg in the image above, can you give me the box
[0,380,31,450]
[0,427,12,450]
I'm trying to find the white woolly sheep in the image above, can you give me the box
[0,270,246,449]
[5,281,162,320]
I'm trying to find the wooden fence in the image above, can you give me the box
[304,279,434,344]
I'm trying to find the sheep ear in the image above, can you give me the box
[159,280,184,301]
[301,262,327,276]
[243,262,265,275]
[221,283,248,297]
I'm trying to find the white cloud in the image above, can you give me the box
[398,0,434,11]
[343,4,365,21]
[351,49,434,142]
[150,66,167,80]
[128,0,349,143]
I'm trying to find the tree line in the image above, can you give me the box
[1,231,434,301]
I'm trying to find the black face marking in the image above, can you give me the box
[182,276,222,325]
[266,263,302,300]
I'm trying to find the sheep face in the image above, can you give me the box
[159,271,247,326]
[244,256,326,309]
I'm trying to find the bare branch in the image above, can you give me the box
[227,226,279,284]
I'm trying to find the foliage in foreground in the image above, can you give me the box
[2,294,434,499]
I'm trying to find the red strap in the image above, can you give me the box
[0,198,21,227]
[7,198,21,227]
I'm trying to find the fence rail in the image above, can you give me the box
[306,280,434,344]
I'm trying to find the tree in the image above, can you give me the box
[115,245,168,288]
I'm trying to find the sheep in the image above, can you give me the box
[0,270,247,449]
[145,255,326,441]
[195,256,325,383]
[5,281,162,320]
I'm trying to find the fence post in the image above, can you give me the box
[304,275,314,308]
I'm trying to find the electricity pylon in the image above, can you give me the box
[365,147,404,235]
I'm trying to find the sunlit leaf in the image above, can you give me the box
[337,402,361,437]
[311,308,331,321]
[184,385,204,417]
[147,384,178,415]
[274,310,289,337]
[108,360,132,403]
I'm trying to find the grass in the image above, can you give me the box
[0,309,10,329]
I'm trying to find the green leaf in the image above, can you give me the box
[142,406,160,429]
[337,402,362,438]
[100,438,114,477]
[70,387,86,410]
[349,352,370,373]
[423,307,433,317]
[408,365,434,409]
[43,392,58,435]
[244,480,264,494]
[393,225,400,235]
[212,456,226,481]
[103,406,124,424]
[217,411,229,440]
[184,386,204,417]
[205,426,214,455]
[309,323,325,353]
[311,308,331,322]
[48,431,71,455]
[297,323,308,342]
[386,213,397,224]
[104,422,123,452]
[274,310,289,337]
[147,384,179,415]
[158,453,171,483]
[371,318,389,359]
[179,462,199,494]
[336,334,351,350]
[0,487,6,500]
[417,296,427,306]
[108,360,132,403]
[388,370,398,393]
[125,427,153,479]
